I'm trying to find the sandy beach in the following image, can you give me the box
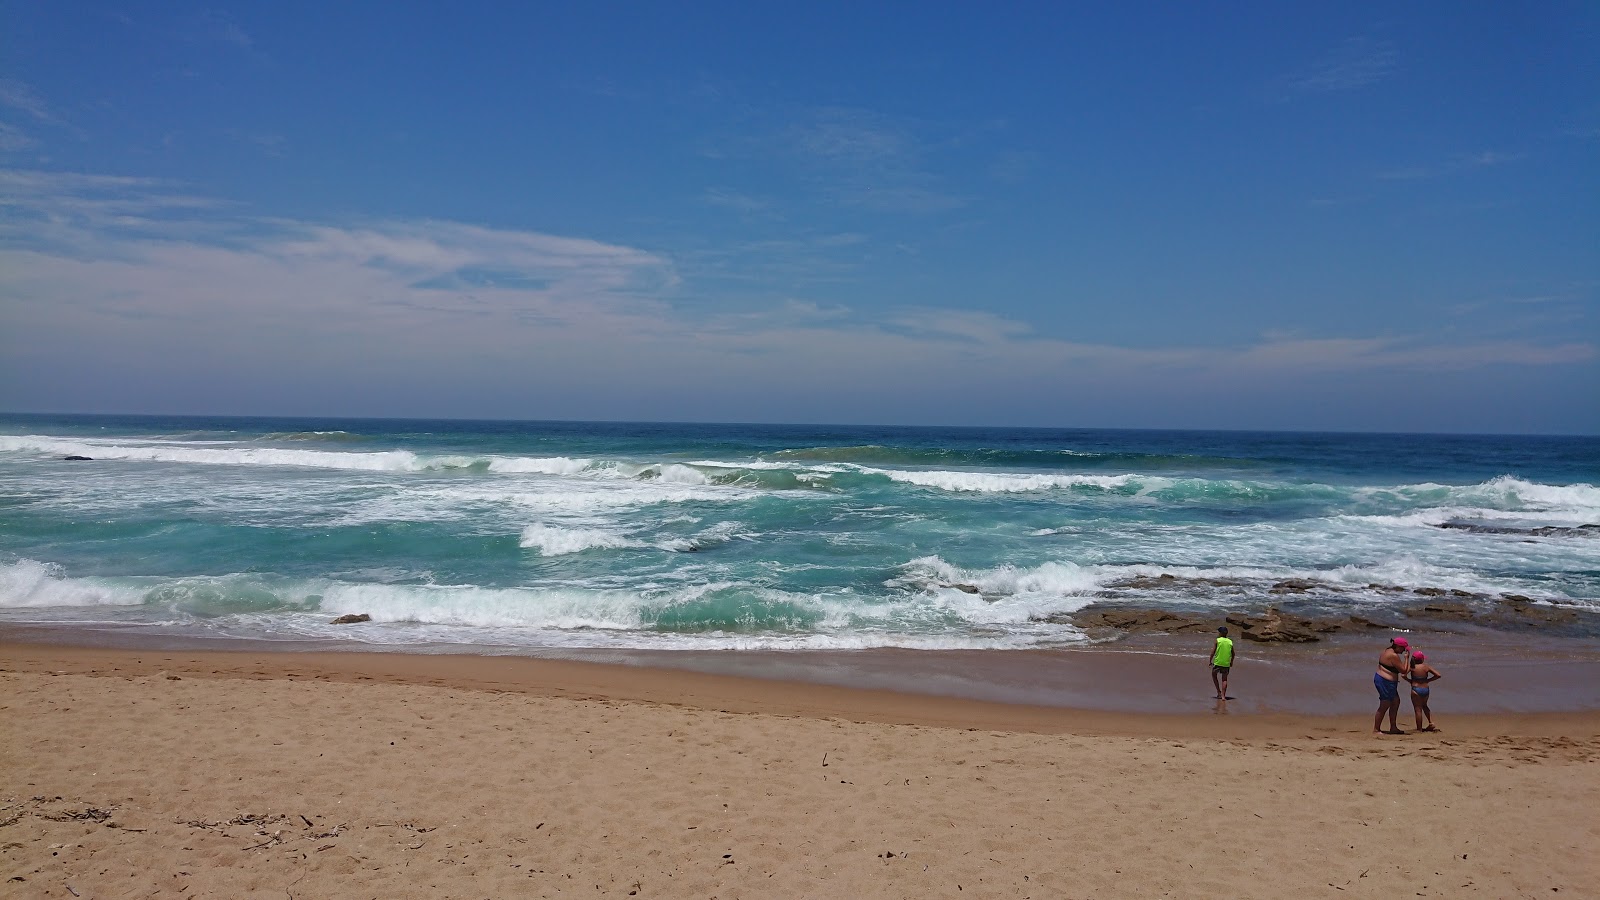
[3,642,1597,899]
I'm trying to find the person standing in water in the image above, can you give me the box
[1210,626,1235,699]
[1408,651,1442,732]
[1374,637,1411,735]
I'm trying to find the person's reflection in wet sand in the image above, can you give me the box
[1213,697,1230,715]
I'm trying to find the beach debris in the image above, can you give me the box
[329,613,371,624]
[45,807,114,823]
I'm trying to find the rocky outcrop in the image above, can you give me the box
[1057,605,1384,641]
[329,613,371,624]
[1108,573,1247,591]
[63,455,94,461]
[1062,608,1215,635]
[1225,607,1345,642]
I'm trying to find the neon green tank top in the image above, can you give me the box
[1213,636,1234,667]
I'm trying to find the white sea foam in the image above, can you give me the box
[486,456,593,475]
[518,524,642,556]
[865,468,1150,493]
[0,559,144,608]
[317,582,645,629]
[887,554,1581,609]
[0,434,431,472]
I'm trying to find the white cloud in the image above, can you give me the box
[0,168,1591,421]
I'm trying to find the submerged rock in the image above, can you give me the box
[62,455,94,461]
[330,613,371,624]
[1434,522,1599,538]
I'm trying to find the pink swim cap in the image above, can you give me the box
[1411,652,1425,662]
[1392,637,1409,649]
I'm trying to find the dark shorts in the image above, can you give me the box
[1374,673,1399,702]
[1212,665,1230,675]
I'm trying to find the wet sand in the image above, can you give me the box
[3,638,1599,898]
[6,621,1600,715]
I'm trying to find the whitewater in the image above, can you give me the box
[1,414,1596,652]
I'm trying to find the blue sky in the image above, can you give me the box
[1,2,1596,433]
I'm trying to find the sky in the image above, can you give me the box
[1,2,1597,433]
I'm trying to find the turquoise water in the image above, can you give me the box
[2,414,1596,651]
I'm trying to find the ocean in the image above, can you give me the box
[2,414,1596,655]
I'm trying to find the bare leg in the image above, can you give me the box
[1219,671,1229,699]
[1387,698,1401,733]
[1212,669,1222,699]
[1420,697,1434,730]
[1412,692,1425,731]
[1374,698,1388,734]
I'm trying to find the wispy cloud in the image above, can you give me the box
[0,79,74,153]
[226,129,288,157]
[1,168,1590,419]
[186,10,254,49]
[702,188,772,215]
[0,80,63,125]
[1377,150,1523,180]
[1283,37,1397,95]
[709,106,965,215]
[0,123,36,152]
[784,107,908,162]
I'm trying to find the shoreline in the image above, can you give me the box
[5,634,1599,739]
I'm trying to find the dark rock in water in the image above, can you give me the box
[63,455,94,461]
[1397,596,1587,630]
[1413,587,1448,597]
[1226,607,1335,642]
[330,613,371,624]
[1059,607,1214,635]
[951,583,982,595]
[1434,522,1600,538]
[1492,596,1580,626]
[1109,573,1246,591]
[1346,616,1389,630]
[1268,579,1324,595]
[1412,602,1477,622]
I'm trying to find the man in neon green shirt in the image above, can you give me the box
[1210,626,1235,700]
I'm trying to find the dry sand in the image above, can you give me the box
[3,643,1597,899]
